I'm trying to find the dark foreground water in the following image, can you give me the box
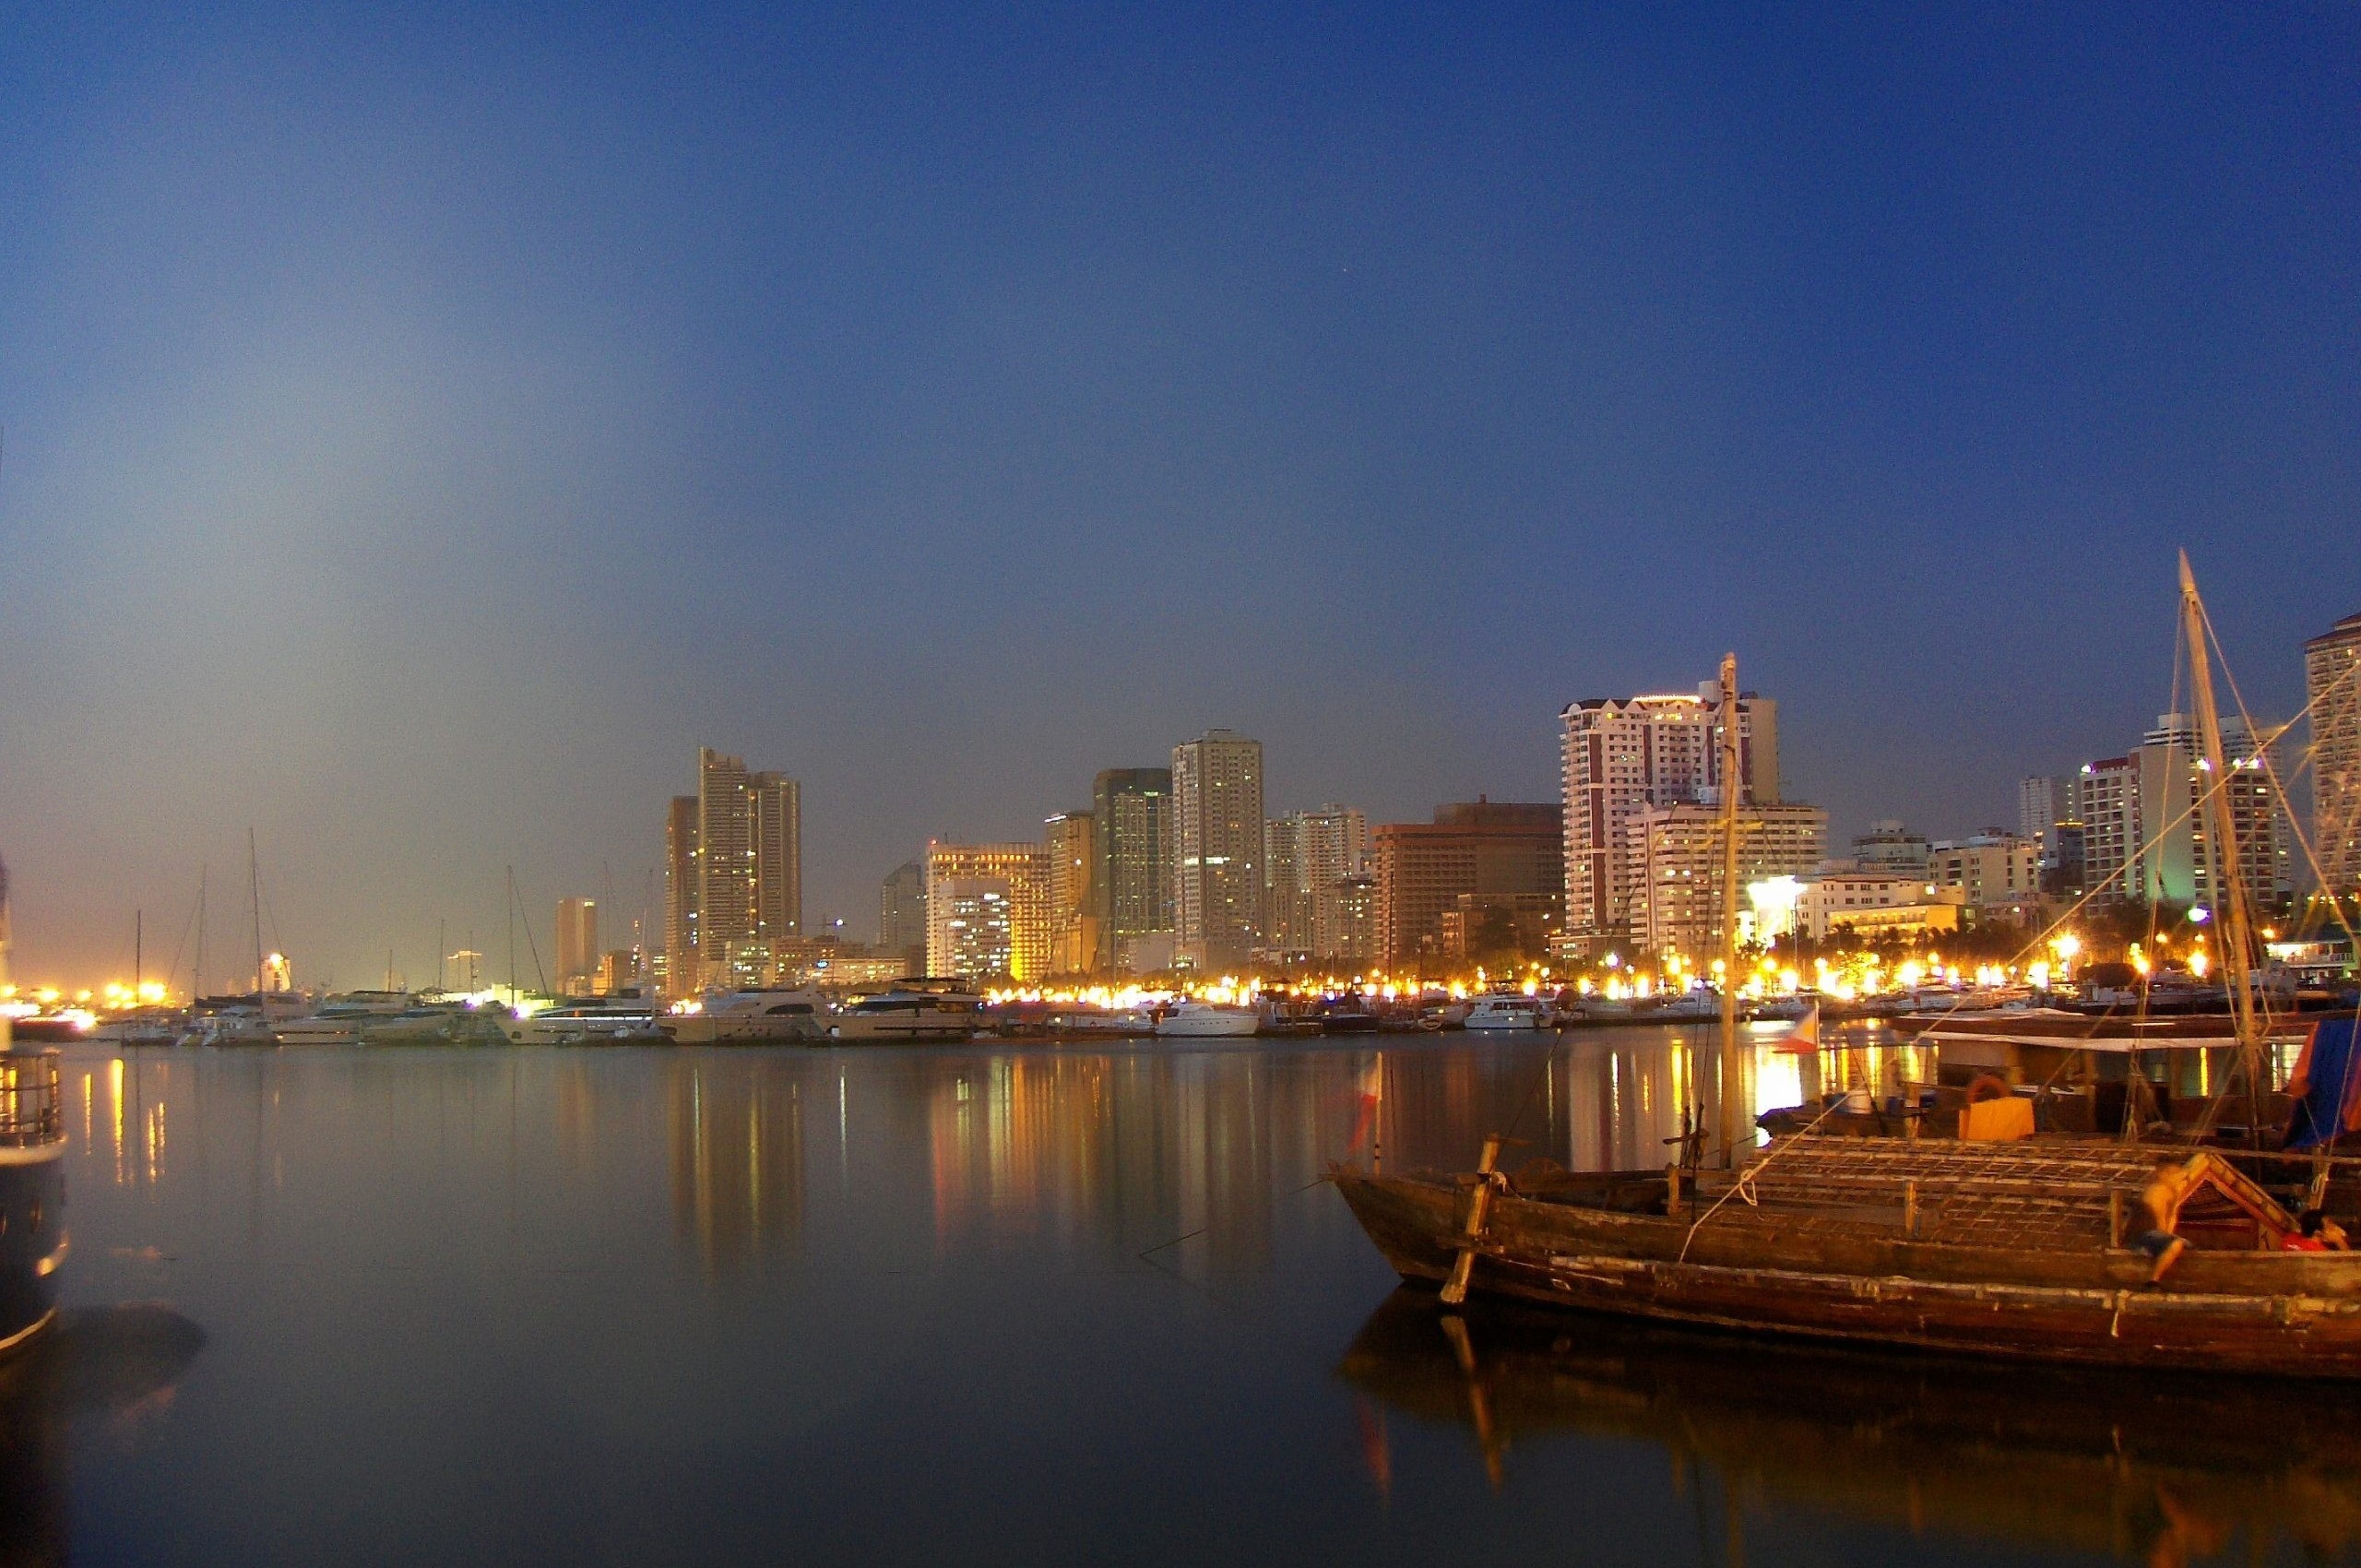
[17,1028,2359,1565]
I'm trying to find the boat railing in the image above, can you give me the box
[0,1051,63,1147]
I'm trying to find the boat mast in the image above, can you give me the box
[0,855,12,1054]
[135,909,143,998]
[249,827,265,997]
[194,865,207,1003]
[2178,552,2263,1126]
[1717,651,1744,1167]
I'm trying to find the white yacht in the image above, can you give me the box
[1462,993,1557,1030]
[177,1009,279,1048]
[825,989,980,1042]
[504,995,664,1045]
[1154,1000,1263,1038]
[665,991,827,1045]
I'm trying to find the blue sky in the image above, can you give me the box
[3,3,2356,983]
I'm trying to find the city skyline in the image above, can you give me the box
[5,8,2360,984]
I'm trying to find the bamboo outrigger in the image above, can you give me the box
[1337,564,2361,1376]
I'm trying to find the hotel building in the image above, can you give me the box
[1170,731,1264,971]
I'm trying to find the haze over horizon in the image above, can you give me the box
[3,5,2357,987]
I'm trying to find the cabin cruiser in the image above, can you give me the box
[1155,999,1263,1038]
[826,987,981,1042]
[665,990,826,1045]
[1463,993,1558,1031]
[1047,1006,1158,1037]
[274,993,411,1046]
[177,1008,278,1048]
[504,995,664,1045]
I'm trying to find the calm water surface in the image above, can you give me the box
[16,1028,2356,1565]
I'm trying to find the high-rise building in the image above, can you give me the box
[924,841,1053,981]
[1560,683,1778,953]
[1625,802,1828,960]
[663,796,699,997]
[879,861,927,970]
[2075,755,2142,909]
[1170,731,1264,971]
[1316,874,1380,968]
[1264,805,1368,957]
[2018,777,2062,846]
[2076,716,2290,910]
[1373,801,1562,972]
[2309,612,2361,906]
[555,897,598,992]
[1092,768,1173,973]
[698,747,754,952]
[1044,811,1097,976]
[751,771,801,940]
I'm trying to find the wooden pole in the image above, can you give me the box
[1440,1133,1506,1306]
[2179,552,2265,1144]
[1717,652,1745,1168]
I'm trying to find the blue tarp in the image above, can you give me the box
[2285,1018,2361,1150]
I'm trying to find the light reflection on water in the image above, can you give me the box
[21,1029,2338,1566]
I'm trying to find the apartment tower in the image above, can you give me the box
[1092,768,1174,973]
[1170,731,1264,971]
[2310,612,2361,906]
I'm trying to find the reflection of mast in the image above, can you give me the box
[1715,653,1744,1167]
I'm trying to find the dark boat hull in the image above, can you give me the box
[1335,1168,2361,1377]
[0,1148,64,1356]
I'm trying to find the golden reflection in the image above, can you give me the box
[667,1062,803,1278]
[1339,1289,2361,1562]
[108,1058,124,1188]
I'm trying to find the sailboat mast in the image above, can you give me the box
[249,828,265,996]
[194,865,207,1003]
[1716,651,1744,1166]
[2177,552,2261,1069]
[135,909,143,996]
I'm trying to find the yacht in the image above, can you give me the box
[1462,993,1557,1031]
[504,995,664,1045]
[177,1007,279,1048]
[1154,999,1263,1038]
[1048,1006,1158,1037]
[826,987,981,1042]
[665,991,827,1045]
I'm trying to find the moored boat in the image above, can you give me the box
[664,990,826,1044]
[1463,993,1556,1031]
[1154,999,1262,1038]
[826,983,982,1042]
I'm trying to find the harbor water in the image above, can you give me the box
[22,1028,2361,1566]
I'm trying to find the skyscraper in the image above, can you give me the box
[2018,776,2061,844]
[879,861,927,970]
[1625,802,1827,959]
[1044,811,1097,976]
[2309,612,2361,906]
[663,796,699,997]
[751,771,801,940]
[1170,731,1264,971]
[1560,683,1778,954]
[555,897,598,992]
[1265,804,1368,957]
[924,841,1053,981]
[698,747,754,952]
[2075,716,2290,909]
[1092,767,1173,972]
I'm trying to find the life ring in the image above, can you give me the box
[1965,1074,2013,1104]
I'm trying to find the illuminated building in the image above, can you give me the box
[555,897,598,992]
[1092,768,1173,973]
[2079,716,2289,909]
[1625,802,1826,959]
[594,949,636,995]
[878,861,927,972]
[1373,800,1561,970]
[1316,874,1378,967]
[1264,805,1367,958]
[1924,833,2042,912]
[1797,863,1964,941]
[1560,683,1778,953]
[2309,611,2361,904]
[664,796,698,996]
[924,841,1052,980]
[1044,811,1097,976]
[2075,755,2141,909]
[1170,731,1264,971]
[683,748,804,996]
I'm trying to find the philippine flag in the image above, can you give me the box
[1348,1055,1384,1154]
[1774,1001,1821,1054]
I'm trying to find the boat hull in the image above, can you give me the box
[0,1146,64,1357]
[1335,1169,2361,1377]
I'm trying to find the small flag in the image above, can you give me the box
[1774,1001,1821,1053]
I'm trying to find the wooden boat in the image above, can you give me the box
[1335,1135,2361,1376]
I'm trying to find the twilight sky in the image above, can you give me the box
[3,4,2356,987]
